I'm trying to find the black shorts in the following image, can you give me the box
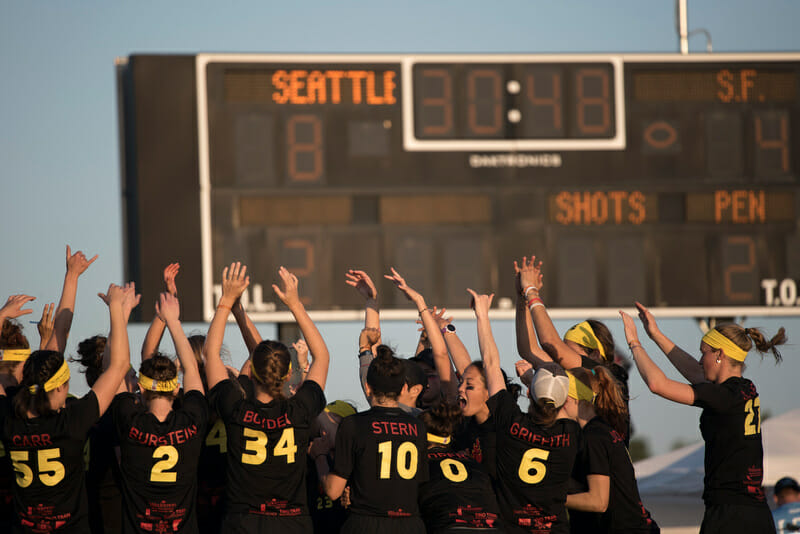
[222,512,313,534]
[700,503,776,534]
[341,514,426,534]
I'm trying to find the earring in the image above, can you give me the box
[715,358,721,364]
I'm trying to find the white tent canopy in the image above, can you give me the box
[632,408,800,533]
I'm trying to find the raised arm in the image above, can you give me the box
[93,283,138,415]
[0,295,36,387]
[141,263,179,360]
[620,311,695,406]
[274,266,330,389]
[36,303,55,351]
[635,302,705,384]
[346,270,380,401]
[514,258,553,368]
[386,268,457,402]
[467,289,505,396]
[292,339,309,381]
[430,307,471,377]
[520,256,583,369]
[204,262,250,391]
[231,297,262,357]
[45,245,97,352]
[157,292,203,393]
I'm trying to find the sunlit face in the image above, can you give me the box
[699,342,721,381]
[562,396,579,420]
[457,365,489,418]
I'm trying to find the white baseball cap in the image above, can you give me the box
[531,364,570,407]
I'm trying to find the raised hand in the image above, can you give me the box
[416,306,451,331]
[156,292,180,324]
[384,267,423,304]
[467,288,494,317]
[221,262,250,303]
[37,303,55,348]
[515,359,534,386]
[293,338,309,370]
[121,282,141,320]
[619,310,640,345]
[0,294,36,319]
[163,263,180,296]
[65,245,98,277]
[516,255,544,295]
[635,301,662,339]
[345,270,378,300]
[98,284,125,306]
[272,266,300,307]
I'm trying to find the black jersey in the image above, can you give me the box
[0,390,100,533]
[307,455,348,534]
[197,411,227,534]
[210,377,325,517]
[332,406,427,518]
[569,417,657,533]
[692,377,768,506]
[487,389,580,534]
[113,390,209,534]
[452,416,497,480]
[418,446,501,532]
[0,385,18,532]
[86,410,123,534]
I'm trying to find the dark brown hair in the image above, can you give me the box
[13,350,65,419]
[0,319,29,375]
[71,335,107,387]
[529,397,560,427]
[366,345,406,401]
[420,401,463,440]
[251,340,291,399]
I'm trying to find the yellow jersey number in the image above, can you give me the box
[518,448,549,485]
[241,427,297,465]
[744,396,761,436]
[377,441,418,480]
[10,448,66,488]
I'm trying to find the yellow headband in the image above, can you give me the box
[0,348,31,362]
[29,360,71,394]
[138,373,178,392]
[426,433,451,445]
[564,321,606,359]
[567,371,595,403]
[702,329,748,362]
[325,400,356,419]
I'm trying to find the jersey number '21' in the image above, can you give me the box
[377,441,418,480]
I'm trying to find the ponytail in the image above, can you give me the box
[13,350,65,419]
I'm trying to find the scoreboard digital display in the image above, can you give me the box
[117,53,800,322]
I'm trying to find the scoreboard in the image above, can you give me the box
[117,53,800,322]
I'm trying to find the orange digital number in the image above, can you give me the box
[420,69,453,136]
[287,115,323,182]
[723,236,757,303]
[466,69,502,135]
[526,71,562,133]
[576,68,610,135]
[755,112,790,173]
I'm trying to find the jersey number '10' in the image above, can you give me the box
[377,440,418,480]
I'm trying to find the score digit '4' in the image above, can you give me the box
[761,279,800,307]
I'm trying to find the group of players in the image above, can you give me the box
[0,246,788,534]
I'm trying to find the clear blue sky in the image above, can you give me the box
[1,0,799,456]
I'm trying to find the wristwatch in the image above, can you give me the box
[442,324,456,334]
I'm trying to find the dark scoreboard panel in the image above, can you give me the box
[118,54,800,321]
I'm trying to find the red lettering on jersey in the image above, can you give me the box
[11,434,53,447]
[610,429,626,444]
[509,422,571,447]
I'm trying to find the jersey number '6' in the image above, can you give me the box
[377,441,418,480]
[518,448,550,484]
[241,427,297,465]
